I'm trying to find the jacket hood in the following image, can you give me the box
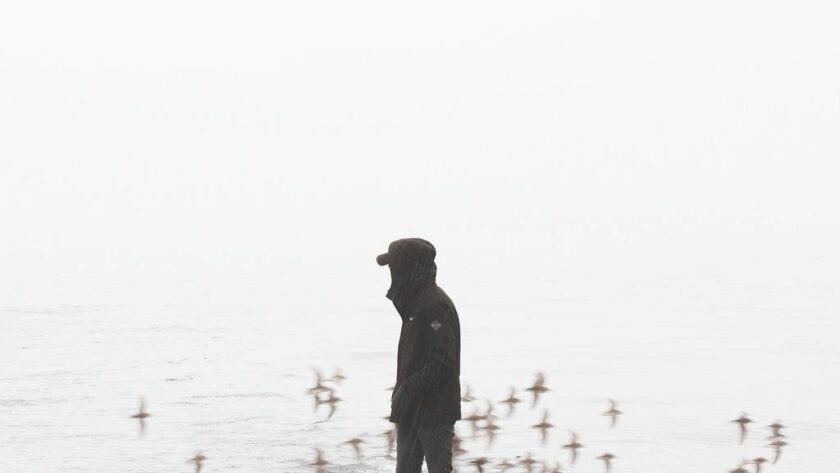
[381,238,437,309]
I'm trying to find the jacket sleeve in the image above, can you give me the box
[399,302,458,398]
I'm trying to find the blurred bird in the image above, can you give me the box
[731,413,753,445]
[768,420,785,437]
[309,448,328,473]
[452,434,468,458]
[496,459,516,472]
[461,385,476,403]
[728,459,749,473]
[768,439,788,464]
[531,409,554,445]
[525,372,550,408]
[382,428,396,456]
[130,398,151,436]
[328,368,346,384]
[562,431,583,465]
[469,456,488,472]
[519,453,538,473]
[343,437,364,461]
[463,408,487,437]
[751,457,768,473]
[500,386,522,417]
[188,451,206,473]
[603,399,622,427]
[307,368,330,395]
[481,416,501,447]
[596,453,616,473]
[316,388,342,421]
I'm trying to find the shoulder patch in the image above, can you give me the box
[430,319,442,331]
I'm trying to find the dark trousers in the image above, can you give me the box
[396,422,454,473]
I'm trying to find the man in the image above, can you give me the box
[377,238,462,473]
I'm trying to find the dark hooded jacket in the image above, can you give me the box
[384,239,461,425]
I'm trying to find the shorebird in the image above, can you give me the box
[463,408,486,437]
[531,409,554,445]
[728,459,749,473]
[343,437,364,461]
[316,388,342,421]
[307,368,330,395]
[461,384,476,403]
[603,399,622,427]
[519,452,538,473]
[751,457,768,473]
[382,428,396,456]
[452,434,468,458]
[500,386,522,417]
[483,399,496,422]
[469,456,488,472]
[768,439,788,464]
[596,453,616,473]
[496,459,516,472]
[768,420,785,437]
[328,368,346,384]
[130,398,151,436]
[562,431,583,465]
[525,372,550,407]
[188,451,206,473]
[309,448,328,473]
[731,413,753,445]
[482,416,501,447]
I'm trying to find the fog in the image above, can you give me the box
[2,2,839,472]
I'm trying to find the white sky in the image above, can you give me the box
[1,1,839,274]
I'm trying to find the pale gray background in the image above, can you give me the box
[2,1,839,472]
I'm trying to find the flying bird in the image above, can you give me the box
[500,386,522,417]
[469,456,488,472]
[463,408,487,437]
[519,452,538,473]
[596,453,616,473]
[496,459,516,472]
[130,398,151,436]
[731,413,753,445]
[188,451,206,473]
[768,420,785,437]
[751,457,768,473]
[603,399,622,427]
[525,372,550,408]
[531,409,554,445]
[481,416,501,447]
[315,388,342,421]
[768,439,788,464]
[343,437,364,461]
[728,458,750,473]
[382,428,396,456]
[461,384,476,403]
[307,368,330,395]
[309,448,328,473]
[328,368,346,384]
[452,434,468,458]
[562,431,583,465]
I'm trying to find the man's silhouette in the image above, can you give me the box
[377,238,461,473]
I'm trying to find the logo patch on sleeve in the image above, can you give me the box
[430,319,442,331]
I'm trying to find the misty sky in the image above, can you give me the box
[2,1,839,282]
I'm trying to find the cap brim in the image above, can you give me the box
[376,253,390,266]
